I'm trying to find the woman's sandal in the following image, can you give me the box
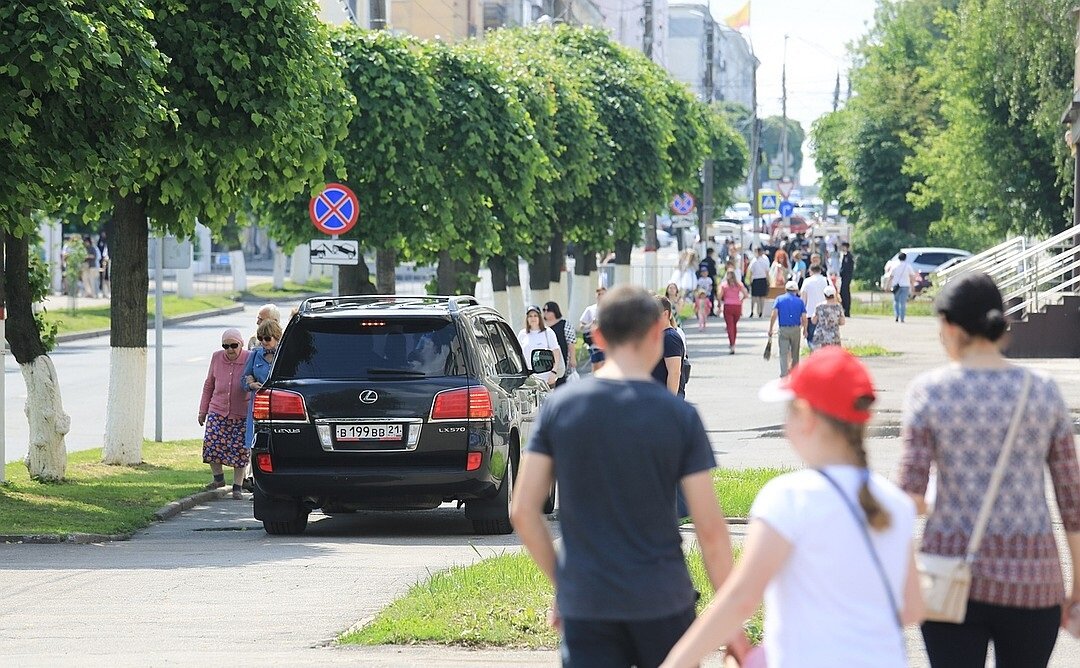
[204,480,226,491]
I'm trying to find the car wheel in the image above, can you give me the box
[262,514,309,535]
[470,450,515,536]
[542,480,556,515]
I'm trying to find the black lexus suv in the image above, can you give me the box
[250,295,555,535]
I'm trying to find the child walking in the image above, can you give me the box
[694,288,710,331]
[662,347,923,668]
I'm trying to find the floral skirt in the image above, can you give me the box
[202,413,249,468]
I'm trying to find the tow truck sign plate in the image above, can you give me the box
[309,239,360,265]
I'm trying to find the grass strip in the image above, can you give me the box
[240,277,333,301]
[800,342,899,359]
[0,440,211,536]
[850,299,934,318]
[341,549,763,649]
[713,467,787,518]
[42,295,239,336]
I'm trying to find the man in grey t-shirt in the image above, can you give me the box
[512,286,738,667]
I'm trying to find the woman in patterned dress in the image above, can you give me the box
[198,329,251,500]
[898,273,1080,667]
[811,285,845,348]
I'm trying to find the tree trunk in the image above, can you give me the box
[569,248,597,327]
[459,256,481,295]
[529,244,552,308]
[376,248,397,294]
[506,256,523,328]
[338,255,378,296]
[549,231,566,307]
[5,231,71,481]
[489,256,510,319]
[436,250,457,295]
[290,247,310,285]
[271,244,286,290]
[104,192,148,465]
[613,239,633,288]
[229,250,247,292]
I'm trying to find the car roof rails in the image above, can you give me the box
[297,295,480,315]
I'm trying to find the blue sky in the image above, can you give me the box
[708,0,879,183]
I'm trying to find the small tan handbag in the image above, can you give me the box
[916,372,1032,624]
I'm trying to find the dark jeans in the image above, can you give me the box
[840,278,852,316]
[921,600,1061,668]
[806,322,816,347]
[561,605,696,668]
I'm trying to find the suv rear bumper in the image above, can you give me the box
[252,463,498,504]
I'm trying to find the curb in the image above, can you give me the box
[55,303,246,344]
[0,487,229,545]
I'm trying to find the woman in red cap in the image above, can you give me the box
[662,347,923,668]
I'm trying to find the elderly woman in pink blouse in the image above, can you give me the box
[198,329,252,499]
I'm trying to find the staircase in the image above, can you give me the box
[935,225,1080,358]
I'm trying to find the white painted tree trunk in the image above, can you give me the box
[229,250,247,292]
[493,289,510,321]
[21,355,70,481]
[291,247,310,285]
[272,246,286,289]
[614,264,632,288]
[506,285,524,331]
[176,267,195,298]
[570,274,593,328]
[103,347,146,465]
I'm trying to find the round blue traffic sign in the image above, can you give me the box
[309,183,359,235]
[779,200,795,218]
[671,192,695,216]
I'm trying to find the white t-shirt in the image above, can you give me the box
[889,262,917,289]
[801,274,829,314]
[579,303,599,331]
[748,255,770,280]
[750,467,915,668]
[518,328,560,374]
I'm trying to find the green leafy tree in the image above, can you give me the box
[101,0,353,464]
[0,1,170,480]
[761,116,805,178]
[706,105,750,212]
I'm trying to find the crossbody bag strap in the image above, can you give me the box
[817,469,903,630]
[965,370,1033,562]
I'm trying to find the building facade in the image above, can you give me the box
[318,0,391,28]
[667,3,755,108]
[594,0,668,67]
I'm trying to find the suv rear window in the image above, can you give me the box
[273,318,467,380]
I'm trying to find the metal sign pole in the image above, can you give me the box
[331,234,340,297]
[155,235,164,442]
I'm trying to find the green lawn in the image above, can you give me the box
[43,295,238,336]
[0,439,211,536]
[341,549,763,649]
[850,298,935,318]
[241,277,332,301]
[801,342,899,359]
[340,467,784,649]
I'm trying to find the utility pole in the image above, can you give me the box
[643,0,658,290]
[750,41,761,238]
[833,71,841,112]
[700,15,716,258]
[780,35,791,232]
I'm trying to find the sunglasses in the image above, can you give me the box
[258,336,276,342]
[221,343,239,350]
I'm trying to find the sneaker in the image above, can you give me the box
[232,489,243,500]
[730,346,735,355]
[242,477,255,492]
[204,480,225,491]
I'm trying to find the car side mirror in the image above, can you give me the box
[531,349,555,374]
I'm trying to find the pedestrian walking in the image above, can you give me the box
[198,329,252,499]
[811,285,845,348]
[662,347,922,668]
[768,281,807,377]
[81,235,100,298]
[769,249,790,291]
[96,231,110,298]
[840,242,856,317]
[886,252,918,322]
[790,250,806,286]
[653,297,687,397]
[747,247,770,318]
[719,270,749,355]
[241,319,282,456]
[511,285,739,668]
[248,303,281,350]
[543,301,576,387]
[519,305,564,387]
[800,265,829,347]
[897,273,1080,668]
[579,286,607,372]
[664,282,685,326]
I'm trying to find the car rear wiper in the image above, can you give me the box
[365,368,426,376]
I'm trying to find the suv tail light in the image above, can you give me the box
[253,389,308,421]
[431,387,494,420]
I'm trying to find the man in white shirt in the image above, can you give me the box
[578,286,607,371]
[800,265,829,348]
[747,247,771,318]
[887,252,918,323]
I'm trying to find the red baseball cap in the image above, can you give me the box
[758,347,876,424]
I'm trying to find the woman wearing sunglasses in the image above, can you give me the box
[198,329,252,499]
[241,319,283,451]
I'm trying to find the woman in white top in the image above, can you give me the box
[888,252,919,323]
[662,348,923,668]
[517,305,563,386]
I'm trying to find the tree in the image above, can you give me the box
[761,116,805,178]
[706,105,750,212]
[101,0,352,464]
[0,1,169,480]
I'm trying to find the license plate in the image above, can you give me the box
[335,424,403,442]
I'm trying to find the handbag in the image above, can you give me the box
[915,371,1032,623]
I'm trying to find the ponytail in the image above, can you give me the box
[820,408,892,532]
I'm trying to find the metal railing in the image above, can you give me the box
[937,225,1080,319]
